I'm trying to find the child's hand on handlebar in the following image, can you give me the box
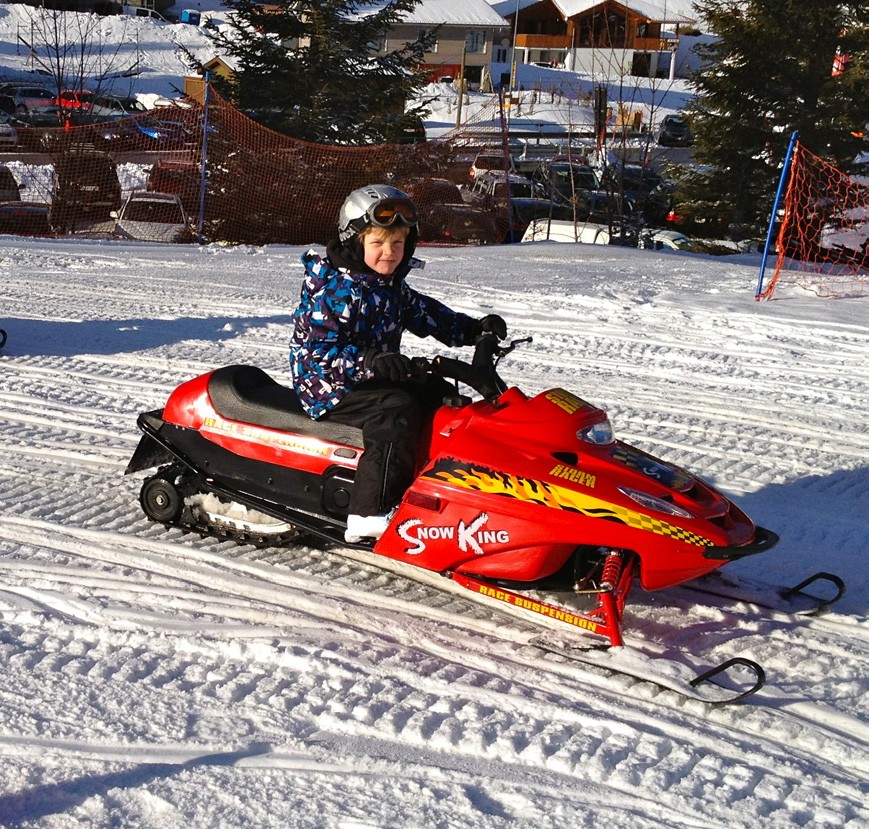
[475,314,508,340]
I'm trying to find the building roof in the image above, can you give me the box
[361,0,510,27]
[489,0,696,25]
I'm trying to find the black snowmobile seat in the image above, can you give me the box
[207,365,364,448]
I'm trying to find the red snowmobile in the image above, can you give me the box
[127,334,801,701]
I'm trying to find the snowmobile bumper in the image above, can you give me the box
[125,411,175,474]
[702,526,779,561]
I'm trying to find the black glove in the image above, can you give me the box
[477,313,508,340]
[364,350,414,382]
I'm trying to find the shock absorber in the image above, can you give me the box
[599,549,623,592]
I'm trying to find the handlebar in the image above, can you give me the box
[415,333,532,403]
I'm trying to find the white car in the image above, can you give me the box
[521,218,611,245]
[645,229,695,251]
[112,191,191,243]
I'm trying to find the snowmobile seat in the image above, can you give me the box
[207,364,364,448]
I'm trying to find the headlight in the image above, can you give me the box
[578,419,614,445]
[618,486,694,518]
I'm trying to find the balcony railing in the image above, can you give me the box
[633,37,675,52]
[515,34,675,52]
[515,34,572,50]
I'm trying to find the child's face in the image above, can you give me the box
[362,227,407,275]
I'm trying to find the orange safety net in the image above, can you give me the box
[761,141,869,299]
[0,86,519,247]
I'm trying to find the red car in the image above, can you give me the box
[55,90,94,112]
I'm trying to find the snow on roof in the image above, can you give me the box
[358,0,510,26]
[169,0,509,26]
[489,0,696,25]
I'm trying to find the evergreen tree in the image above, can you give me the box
[678,0,869,237]
[200,0,437,144]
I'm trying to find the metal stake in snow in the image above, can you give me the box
[197,71,211,246]
[756,130,798,300]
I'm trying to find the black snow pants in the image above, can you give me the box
[324,376,456,516]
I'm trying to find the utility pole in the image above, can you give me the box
[455,42,467,129]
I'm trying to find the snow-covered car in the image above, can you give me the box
[111,191,192,243]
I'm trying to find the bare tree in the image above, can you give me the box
[15,7,138,101]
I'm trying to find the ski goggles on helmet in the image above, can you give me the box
[350,197,418,236]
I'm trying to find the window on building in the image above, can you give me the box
[466,30,487,54]
[419,29,438,53]
[368,35,387,53]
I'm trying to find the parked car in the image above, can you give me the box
[91,95,149,118]
[600,162,673,226]
[462,170,547,207]
[0,113,18,147]
[11,106,68,151]
[528,160,632,223]
[643,229,696,251]
[50,151,121,232]
[120,4,168,20]
[56,89,94,112]
[469,151,515,181]
[521,218,611,245]
[94,114,191,150]
[0,84,55,113]
[0,201,52,236]
[401,178,500,244]
[0,165,21,201]
[382,113,426,144]
[112,191,192,243]
[530,161,601,204]
[657,113,694,147]
[147,159,201,215]
[463,170,573,241]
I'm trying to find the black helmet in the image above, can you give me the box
[337,184,419,242]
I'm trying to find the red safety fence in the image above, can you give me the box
[761,141,869,299]
[0,87,527,247]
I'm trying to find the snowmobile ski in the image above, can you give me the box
[678,571,846,617]
[528,639,766,705]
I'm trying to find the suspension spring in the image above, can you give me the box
[599,550,623,592]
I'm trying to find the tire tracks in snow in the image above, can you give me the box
[1,513,867,829]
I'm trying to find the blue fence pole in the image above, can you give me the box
[196,72,211,246]
[756,130,798,299]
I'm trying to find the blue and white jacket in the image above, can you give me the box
[290,249,478,419]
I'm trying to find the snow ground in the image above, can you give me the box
[0,236,867,828]
[0,5,867,827]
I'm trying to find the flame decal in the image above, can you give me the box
[421,458,711,547]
